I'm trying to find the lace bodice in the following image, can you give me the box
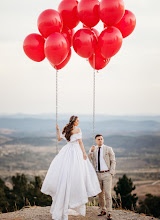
[60,132,82,143]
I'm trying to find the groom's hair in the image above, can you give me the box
[95,134,103,139]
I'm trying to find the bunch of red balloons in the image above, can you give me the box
[23,0,136,70]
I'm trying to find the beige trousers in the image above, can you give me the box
[97,172,112,214]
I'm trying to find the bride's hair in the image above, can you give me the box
[62,115,78,141]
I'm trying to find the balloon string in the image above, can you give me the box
[55,66,58,154]
[93,53,96,145]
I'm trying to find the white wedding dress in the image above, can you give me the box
[40,131,101,220]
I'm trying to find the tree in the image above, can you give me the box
[11,173,29,210]
[114,174,138,210]
[138,194,160,218]
[0,178,10,213]
[0,173,52,213]
[28,176,52,206]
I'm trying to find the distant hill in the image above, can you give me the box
[1,115,160,151]
[1,113,160,121]
[0,133,160,154]
[0,114,160,137]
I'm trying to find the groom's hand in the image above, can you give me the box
[91,145,95,152]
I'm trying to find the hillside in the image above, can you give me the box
[0,206,158,220]
[1,116,160,137]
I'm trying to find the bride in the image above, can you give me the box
[40,115,101,220]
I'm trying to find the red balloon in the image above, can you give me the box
[103,23,107,29]
[73,28,97,58]
[89,49,110,70]
[98,27,123,58]
[37,9,63,38]
[99,0,125,26]
[92,28,99,39]
[70,29,75,44]
[58,0,79,29]
[45,32,69,65]
[114,10,136,38]
[83,25,99,39]
[78,0,100,27]
[62,26,75,47]
[51,48,72,70]
[23,33,45,62]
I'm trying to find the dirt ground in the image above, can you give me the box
[0,206,157,220]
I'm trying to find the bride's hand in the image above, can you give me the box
[56,124,59,130]
[83,152,87,160]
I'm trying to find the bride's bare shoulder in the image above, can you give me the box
[72,127,81,134]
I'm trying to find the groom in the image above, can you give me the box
[88,134,116,220]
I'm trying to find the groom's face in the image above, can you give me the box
[95,136,104,146]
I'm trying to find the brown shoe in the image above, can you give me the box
[107,214,112,220]
[98,211,106,216]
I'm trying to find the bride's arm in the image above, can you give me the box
[78,139,87,160]
[56,124,62,141]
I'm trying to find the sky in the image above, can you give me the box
[0,0,160,116]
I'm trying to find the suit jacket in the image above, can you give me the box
[88,145,116,176]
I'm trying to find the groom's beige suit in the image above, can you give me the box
[88,144,116,214]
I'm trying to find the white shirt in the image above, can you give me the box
[90,144,109,171]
